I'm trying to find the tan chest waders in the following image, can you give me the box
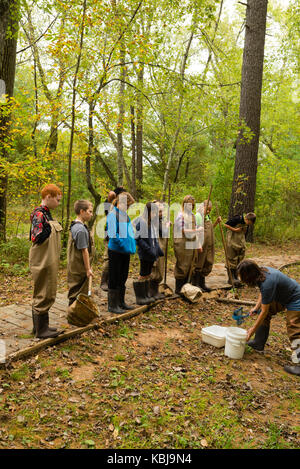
[194,220,215,276]
[151,236,168,283]
[67,226,95,306]
[174,213,196,280]
[226,223,247,269]
[29,220,62,315]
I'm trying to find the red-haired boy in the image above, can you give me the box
[29,184,62,338]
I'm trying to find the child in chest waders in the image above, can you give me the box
[224,212,256,287]
[192,200,221,292]
[149,200,170,300]
[29,184,63,339]
[173,195,202,294]
[67,200,94,309]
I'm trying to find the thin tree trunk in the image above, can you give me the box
[229,0,268,242]
[130,105,137,199]
[64,0,87,241]
[136,65,144,199]
[0,0,19,241]
[86,103,101,223]
[117,45,126,186]
[162,28,194,195]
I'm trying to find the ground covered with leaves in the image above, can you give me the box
[0,289,299,449]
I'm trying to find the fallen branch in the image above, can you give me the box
[216,298,256,306]
[2,295,178,366]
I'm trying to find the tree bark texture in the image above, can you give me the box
[229,0,268,235]
[0,0,19,241]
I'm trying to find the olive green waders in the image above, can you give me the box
[194,220,215,276]
[151,237,168,299]
[67,229,95,307]
[151,237,167,284]
[193,220,215,291]
[29,220,62,337]
[174,213,196,293]
[226,224,247,269]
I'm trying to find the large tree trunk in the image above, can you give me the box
[0,0,19,241]
[229,0,268,241]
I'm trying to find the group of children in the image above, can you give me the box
[29,184,300,377]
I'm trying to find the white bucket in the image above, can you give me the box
[224,327,247,359]
[201,325,228,348]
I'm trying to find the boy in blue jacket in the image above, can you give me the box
[106,192,136,314]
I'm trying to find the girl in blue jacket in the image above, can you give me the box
[106,192,136,314]
[133,202,164,305]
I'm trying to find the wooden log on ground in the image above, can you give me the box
[1,295,179,366]
[216,298,256,306]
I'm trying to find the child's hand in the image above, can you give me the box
[86,269,94,278]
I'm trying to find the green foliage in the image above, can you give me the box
[0,237,30,275]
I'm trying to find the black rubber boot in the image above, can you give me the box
[119,287,134,310]
[145,279,155,303]
[227,268,242,287]
[149,280,165,300]
[108,289,126,314]
[133,281,153,305]
[34,313,60,339]
[198,274,211,292]
[32,311,57,335]
[175,278,186,295]
[100,270,109,291]
[283,365,300,376]
[247,324,270,351]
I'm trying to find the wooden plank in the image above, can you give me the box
[2,295,180,365]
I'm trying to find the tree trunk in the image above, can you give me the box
[117,45,126,186]
[130,105,137,199]
[136,65,144,199]
[229,0,268,241]
[0,0,19,241]
[64,0,87,243]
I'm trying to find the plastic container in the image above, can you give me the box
[201,325,228,348]
[224,327,247,359]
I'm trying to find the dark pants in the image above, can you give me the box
[140,259,154,277]
[108,249,130,290]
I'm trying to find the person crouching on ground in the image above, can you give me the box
[29,184,62,339]
[67,200,94,310]
[237,259,300,377]
[106,192,136,314]
[224,212,256,287]
[133,202,164,305]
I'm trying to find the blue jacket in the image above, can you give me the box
[134,217,164,262]
[107,207,136,255]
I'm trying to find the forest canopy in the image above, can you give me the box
[0,0,299,243]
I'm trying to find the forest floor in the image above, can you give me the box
[0,241,299,449]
